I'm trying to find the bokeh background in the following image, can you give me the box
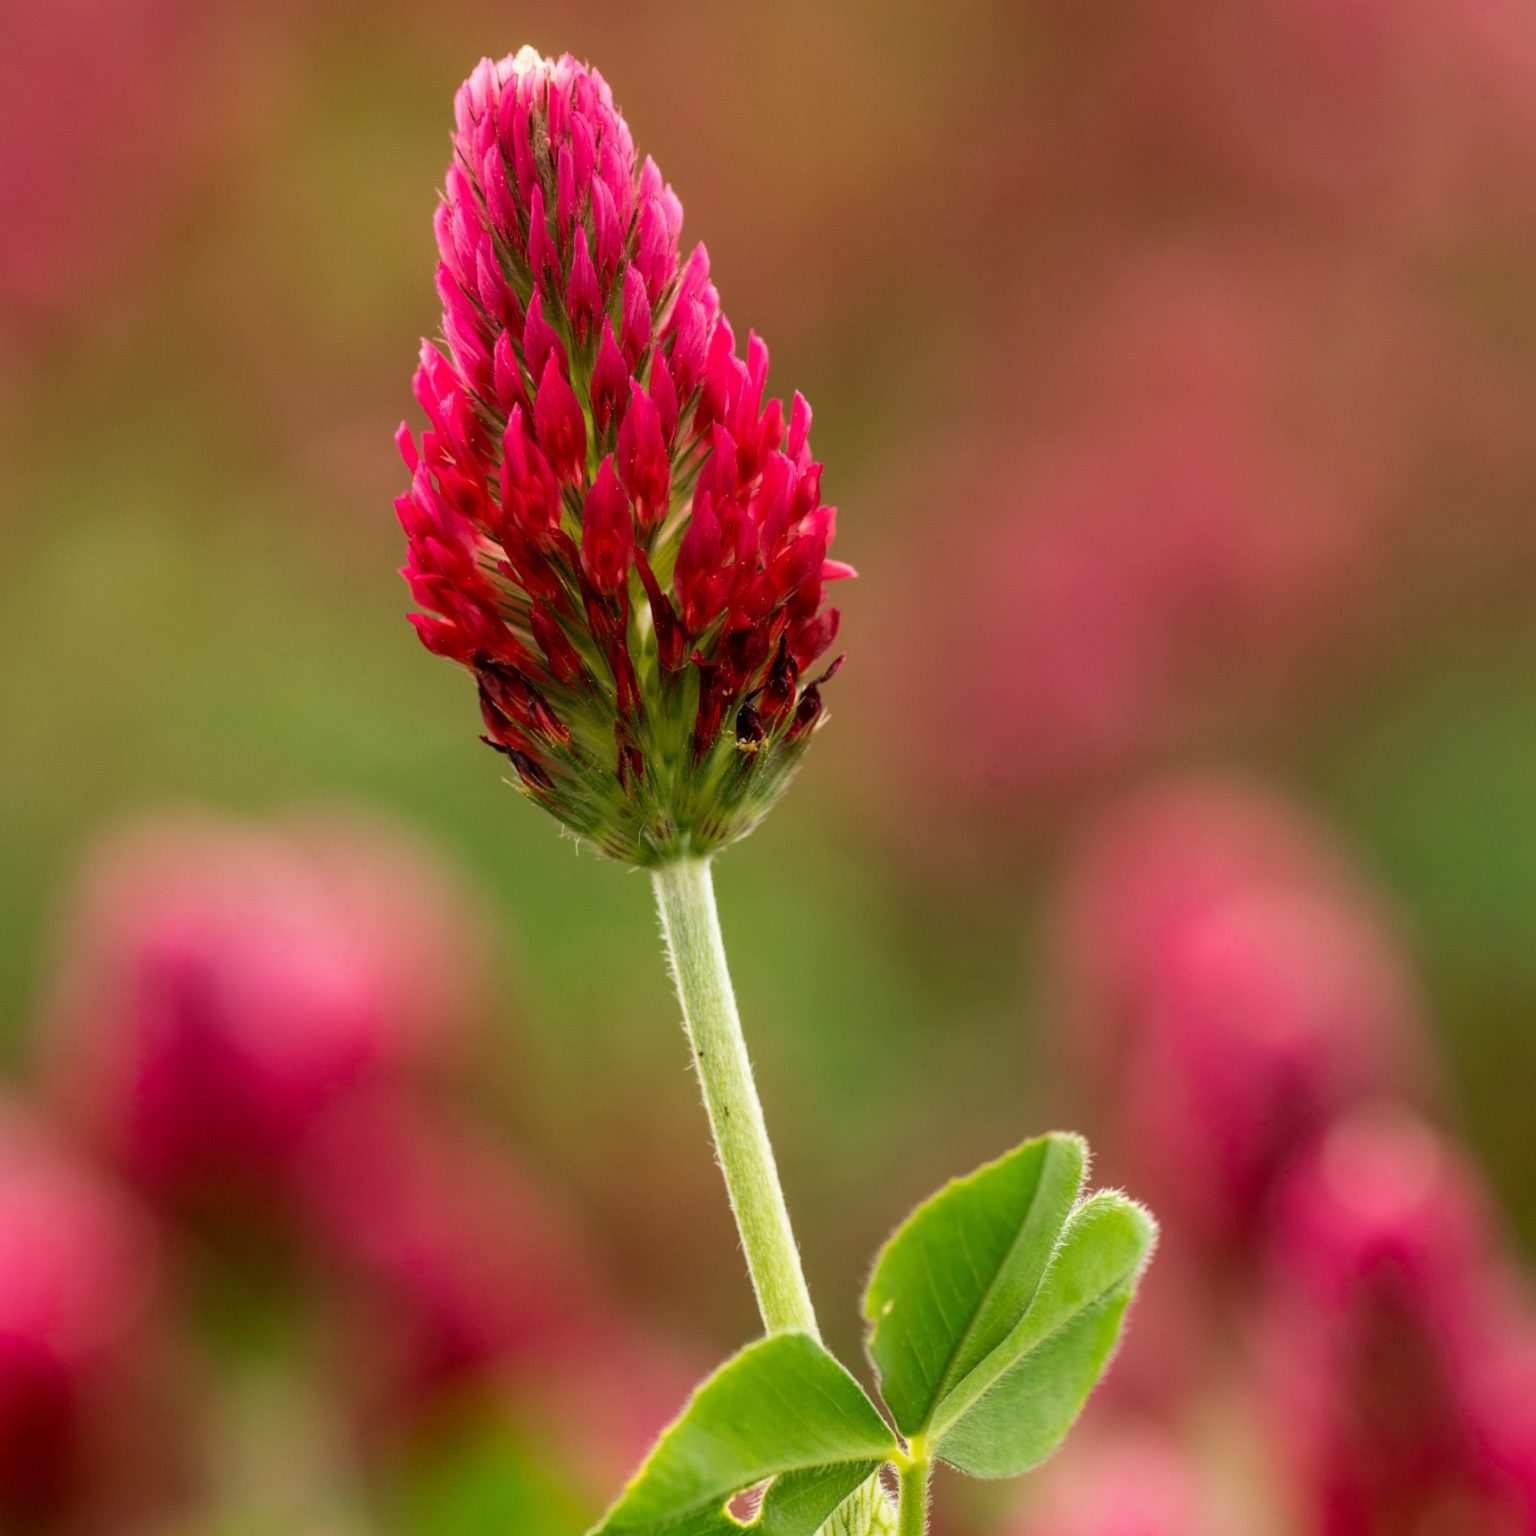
[5,1,1536,1531]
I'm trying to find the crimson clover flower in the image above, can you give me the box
[396,48,850,863]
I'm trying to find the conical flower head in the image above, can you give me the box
[396,49,849,863]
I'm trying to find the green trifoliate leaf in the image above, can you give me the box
[933,1192,1157,1478]
[862,1133,1088,1439]
[588,1332,901,1536]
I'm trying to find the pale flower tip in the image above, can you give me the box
[509,44,548,77]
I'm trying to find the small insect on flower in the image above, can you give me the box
[396,48,850,862]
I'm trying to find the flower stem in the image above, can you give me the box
[896,1455,930,1536]
[652,854,819,1339]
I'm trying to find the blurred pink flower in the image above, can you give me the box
[1008,1426,1219,1536]
[1109,883,1422,1254]
[0,0,227,333]
[0,1104,187,1531]
[1057,783,1423,1236]
[44,812,490,1218]
[1467,1322,1536,1527]
[1133,0,1536,225]
[1057,778,1356,1035]
[298,1086,687,1489]
[300,1088,595,1395]
[1255,1107,1533,1533]
[1050,778,1426,1408]
[41,809,684,1489]
[874,250,1389,827]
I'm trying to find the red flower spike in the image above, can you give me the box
[591,320,629,439]
[530,602,586,687]
[498,409,559,539]
[617,382,670,533]
[491,330,529,417]
[534,353,587,486]
[581,457,634,597]
[522,292,565,385]
[620,268,651,370]
[591,178,622,280]
[649,351,679,446]
[566,228,600,347]
[525,183,556,290]
[397,49,849,862]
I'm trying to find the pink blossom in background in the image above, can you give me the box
[300,1088,596,1396]
[863,37,1536,843]
[298,1087,686,1490]
[0,0,227,333]
[0,1105,188,1532]
[43,812,490,1219]
[1051,778,1426,1407]
[1256,1107,1534,1534]
[1118,0,1536,230]
[874,251,1388,826]
[37,809,685,1493]
[1060,247,1413,552]
[1058,778,1379,1062]
[1467,1324,1536,1527]
[1105,883,1423,1255]
[1009,1427,1219,1536]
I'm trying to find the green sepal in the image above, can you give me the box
[587,1332,901,1536]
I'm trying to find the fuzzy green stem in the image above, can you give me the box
[652,854,819,1339]
[896,1456,930,1536]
